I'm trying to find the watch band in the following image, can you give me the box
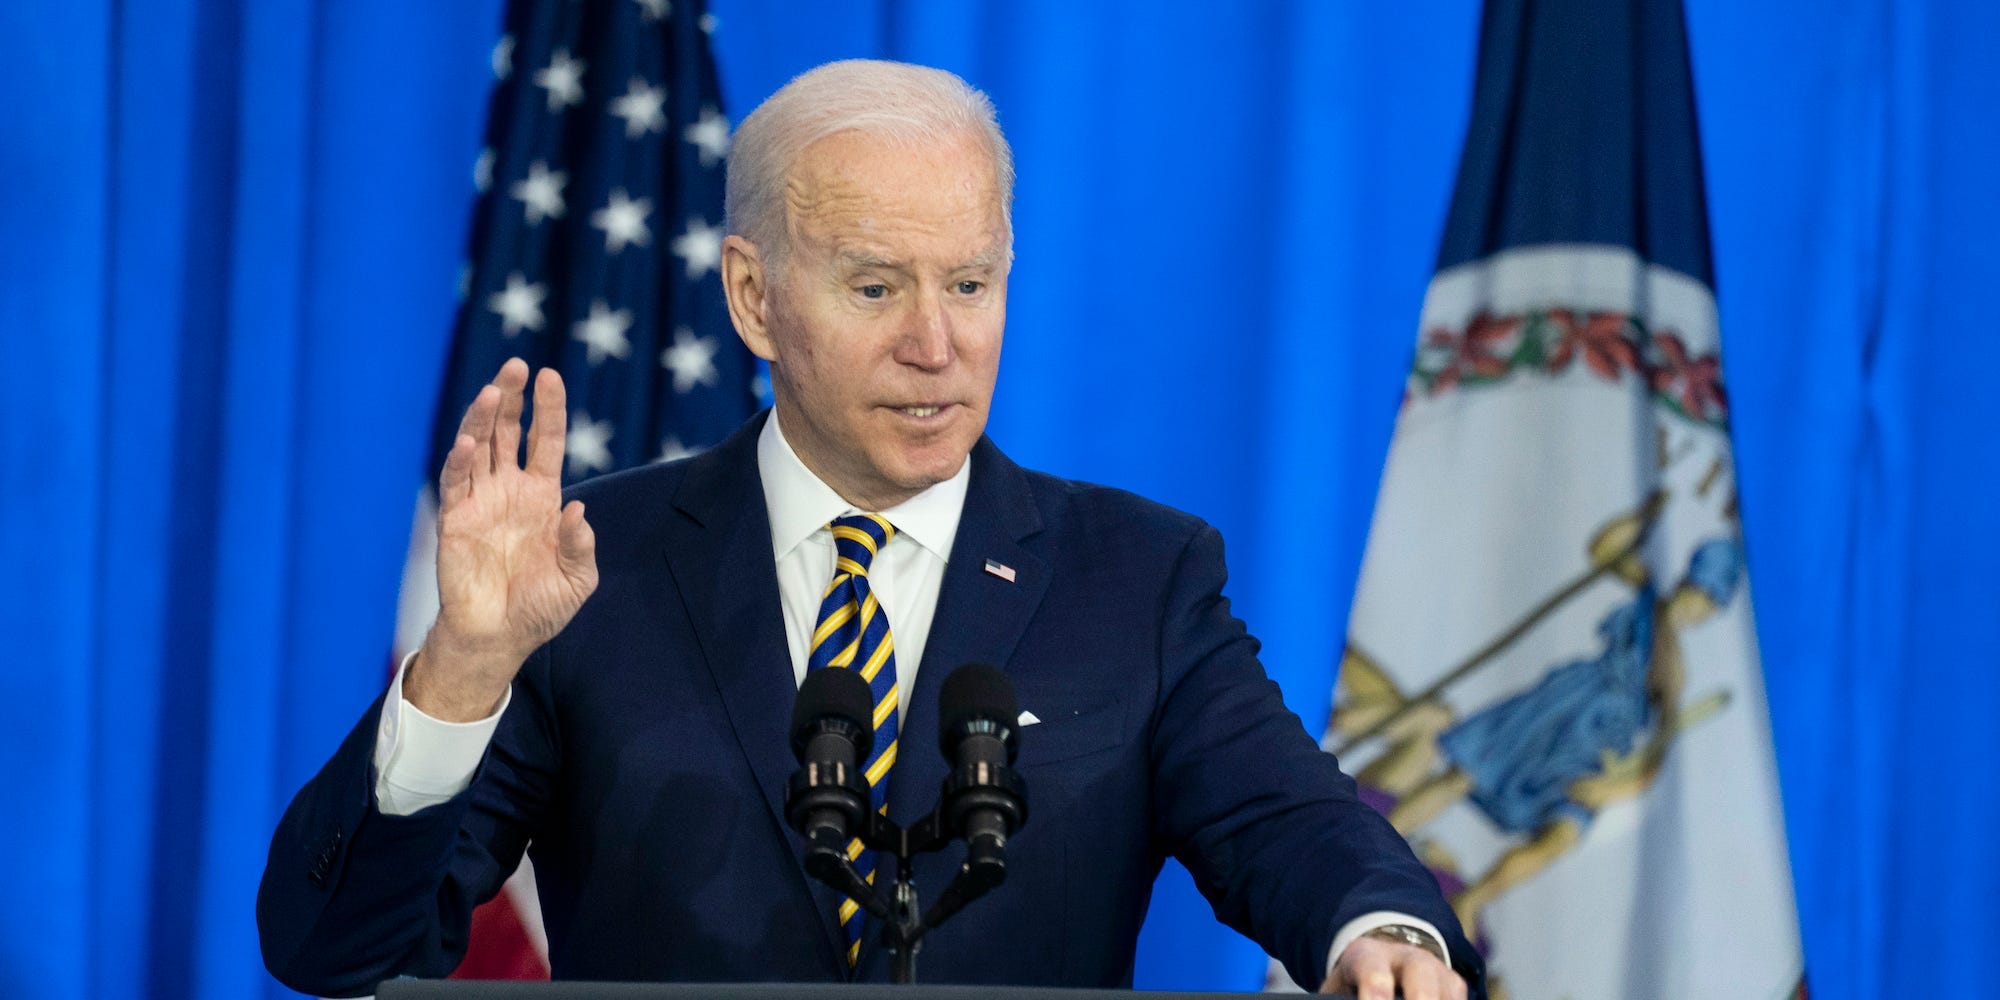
[1360,923,1447,963]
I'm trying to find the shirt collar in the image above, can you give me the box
[758,409,970,564]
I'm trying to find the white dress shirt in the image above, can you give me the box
[367,411,1446,978]
[759,410,967,717]
[373,411,965,814]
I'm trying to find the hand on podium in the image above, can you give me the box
[1322,932,1466,1000]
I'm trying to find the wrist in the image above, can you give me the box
[1326,912,1452,984]
[1360,923,1447,963]
[406,626,520,722]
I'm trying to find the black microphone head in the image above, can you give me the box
[791,666,876,762]
[937,663,1019,761]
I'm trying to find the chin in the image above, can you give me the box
[889,459,961,493]
[885,444,974,493]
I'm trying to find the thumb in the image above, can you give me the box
[557,500,598,587]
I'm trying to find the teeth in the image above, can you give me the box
[901,406,940,417]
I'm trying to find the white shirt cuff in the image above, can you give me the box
[1326,910,1451,979]
[372,649,510,816]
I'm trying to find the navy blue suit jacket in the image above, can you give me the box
[259,414,1482,996]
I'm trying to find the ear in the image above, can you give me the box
[721,234,777,362]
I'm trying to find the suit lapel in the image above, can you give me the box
[871,439,1050,968]
[663,414,847,971]
[670,427,1052,976]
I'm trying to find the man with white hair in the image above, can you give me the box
[260,60,1482,1000]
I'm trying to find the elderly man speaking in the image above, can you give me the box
[259,60,1482,1000]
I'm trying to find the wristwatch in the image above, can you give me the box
[1361,923,1447,963]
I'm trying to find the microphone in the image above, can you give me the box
[784,667,891,923]
[785,667,875,850]
[935,663,1028,879]
[782,664,1029,981]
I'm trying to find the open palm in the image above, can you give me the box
[416,359,598,720]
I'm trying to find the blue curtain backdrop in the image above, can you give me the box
[3,1,1994,998]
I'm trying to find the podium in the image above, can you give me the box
[377,984,1358,999]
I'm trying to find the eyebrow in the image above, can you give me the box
[957,244,1007,272]
[836,249,905,272]
[832,242,1007,275]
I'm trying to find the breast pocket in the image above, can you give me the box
[1011,692,1130,768]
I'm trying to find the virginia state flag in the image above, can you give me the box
[1325,1,1805,996]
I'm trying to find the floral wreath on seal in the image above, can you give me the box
[1409,308,1729,429]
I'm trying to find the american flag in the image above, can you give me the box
[393,0,755,980]
[434,0,756,483]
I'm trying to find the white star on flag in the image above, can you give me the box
[660,326,720,393]
[699,12,718,34]
[440,0,753,521]
[657,436,701,463]
[609,77,668,139]
[671,217,722,278]
[487,273,546,337]
[511,161,567,225]
[683,106,730,166]
[573,300,634,364]
[565,412,614,476]
[534,49,587,111]
[474,148,495,193]
[592,189,654,253]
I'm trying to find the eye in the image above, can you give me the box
[859,284,889,299]
[955,280,984,295]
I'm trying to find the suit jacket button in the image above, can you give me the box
[306,829,342,887]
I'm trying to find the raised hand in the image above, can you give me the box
[406,358,599,721]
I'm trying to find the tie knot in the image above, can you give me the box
[829,514,895,575]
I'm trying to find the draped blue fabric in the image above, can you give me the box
[3,3,501,996]
[3,1,1994,997]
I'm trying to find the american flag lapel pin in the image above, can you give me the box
[983,558,1017,583]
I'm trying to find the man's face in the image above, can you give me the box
[731,129,1009,510]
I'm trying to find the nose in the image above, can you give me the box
[894,288,954,371]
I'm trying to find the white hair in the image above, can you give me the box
[724,59,1016,274]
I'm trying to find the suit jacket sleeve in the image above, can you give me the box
[1147,523,1486,993]
[256,646,561,997]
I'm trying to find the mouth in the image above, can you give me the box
[887,403,953,420]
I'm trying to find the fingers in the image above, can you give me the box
[442,359,539,506]
[1396,952,1446,1000]
[1350,952,1396,1000]
[524,366,570,480]
[490,357,530,473]
[1323,942,1392,1000]
[453,383,502,485]
[1324,941,1461,1000]
[1328,940,1456,996]
[439,433,476,503]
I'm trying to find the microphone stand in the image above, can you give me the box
[786,663,1028,984]
[800,764,1027,984]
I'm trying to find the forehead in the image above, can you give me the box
[782,130,1007,263]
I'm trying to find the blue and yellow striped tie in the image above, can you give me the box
[808,513,899,967]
